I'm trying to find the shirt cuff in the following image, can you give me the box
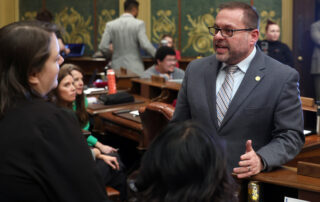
[87,135,98,147]
[258,154,268,171]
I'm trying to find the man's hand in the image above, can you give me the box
[233,140,264,178]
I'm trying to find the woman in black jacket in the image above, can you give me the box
[0,21,109,202]
[258,19,294,67]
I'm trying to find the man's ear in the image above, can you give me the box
[251,29,259,41]
[250,29,260,45]
[28,72,39,86]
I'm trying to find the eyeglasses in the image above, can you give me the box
[208,26,254,37]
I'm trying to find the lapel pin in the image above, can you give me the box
[255,76,261,81]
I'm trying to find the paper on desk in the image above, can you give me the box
[84,88,105,94]
[303,130,312,135]
[284,196,309,202]
[129,110,139,116]
[168,79,183,84]
[87,97,98,104]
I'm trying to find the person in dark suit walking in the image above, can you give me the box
[171,1,304,178]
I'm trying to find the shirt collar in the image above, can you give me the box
[221,46,256,73]
[121,13,134,18]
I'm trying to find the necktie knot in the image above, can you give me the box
[226,65,238,74]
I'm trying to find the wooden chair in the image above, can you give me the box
[106,186,121,201]
[138,102,175,149]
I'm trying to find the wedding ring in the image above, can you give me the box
[248,166,251,172]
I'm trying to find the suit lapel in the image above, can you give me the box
[219,50,266,130]
[204,56,221,130]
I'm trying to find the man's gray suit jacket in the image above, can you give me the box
[99,13,156,76]
[172,49,305,172]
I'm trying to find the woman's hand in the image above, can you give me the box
[95,142,118,154]
[97,154,120,170]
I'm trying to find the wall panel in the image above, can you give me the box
[19,0,283,56]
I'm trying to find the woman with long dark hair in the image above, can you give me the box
[51,64,127,200]
[0,21,108,201]
[134,121,236,202]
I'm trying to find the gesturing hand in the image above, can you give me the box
[233,140,264,178]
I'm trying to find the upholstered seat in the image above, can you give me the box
[139,102,175,149]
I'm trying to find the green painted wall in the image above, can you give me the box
[19,0,282,57]
[19,0,118,55]
[150,0,178,47]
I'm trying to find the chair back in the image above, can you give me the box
[139,102,175,149]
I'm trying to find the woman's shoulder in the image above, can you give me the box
[18,99,77,124]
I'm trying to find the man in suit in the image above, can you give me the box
[311,20,320,101]
[99,0,156,76]
[171,1,304,178]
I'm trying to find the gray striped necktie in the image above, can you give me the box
[216,65,238,126]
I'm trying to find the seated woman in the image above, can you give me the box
[257,19,294,67]
[61,63,118,153]
[0,21,108,201]
[51,65,127,200]
[132,121,236,202]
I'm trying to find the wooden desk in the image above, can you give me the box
[97,97,151,150]
[301,96,317,112]
[242,166,320,202]
[65,57,194,81]
[301,96,317,131]
[286,134,320,167]
[130,78,181,103]
[87,94,149,115]
[236,135,320,202]
[114,69,139,90]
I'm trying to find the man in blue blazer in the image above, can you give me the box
[172,2,304,178]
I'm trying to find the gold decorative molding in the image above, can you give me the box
[98,9,116,41]
[259,10,281,40]
[55,7,93,50]
[182,9,215,54]
[21,11,37,21]
[151,10,176,44]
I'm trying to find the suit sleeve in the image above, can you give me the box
[311,22,320,46]
[99,23,112,56]
[171,65,192,122]
[137,22,156,57]
[256,70,305,171]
